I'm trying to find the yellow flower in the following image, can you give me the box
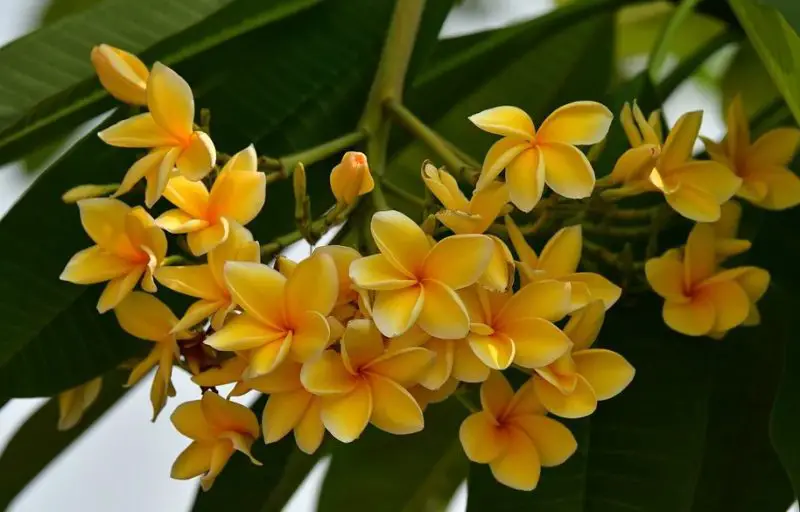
[204,252,338,378]
[300,319,434,442]
[615,102,741,222]
[645,223,770,336]
[171,390,261,491]
[469,102,612,211]
[532,301,635,418]
[712,200,751,260]
[349,210,494,339]
[114,292,192,419]
[504,215,621,310]
[156,223,259,332]
[459,371,577,491]
[57,377,102,431]
[99,62,216,207]
[459,282,572,372]
[156,145,266,255]
[330,151,374,205]
[703,96,800,210]
[421,162,514,291]
[280,245,363,307]
[91,44,149,105]
[60,198,167,313]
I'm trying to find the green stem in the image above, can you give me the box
[382,180,425,207]
[371,180,390,211]
[455,391,478,413]
[260,202,358,258]
[276,131,366,177]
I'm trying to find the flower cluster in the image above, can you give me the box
[55,42,796,493]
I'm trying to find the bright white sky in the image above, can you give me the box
[0,0,738,511]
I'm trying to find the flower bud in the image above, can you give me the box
[91,44,149,105]
[330,151,373,205]
[57,377,102,431]
[62,183,119,203]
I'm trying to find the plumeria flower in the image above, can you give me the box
[156,145,266,255]
[703,96,800,210]
[711,201,751,261]
[91,44,149,105]
[459,282,572,372]
[532,301,635,418]
[300,319,434,442]
[99,62,216,207]
[156,223,259,332]
[114,292,193,419]
[421,162,515,291]
[459,371,577,491]
[57,377,102,431]
[469,102,613,211]
[204,252,338,378]
[349,210,494,339]
[60,198,167,313]
[609,102,663,187]
[504,215,621,310]
[330,151,374,206]
[171,390,261,491]
[645,223,770,336]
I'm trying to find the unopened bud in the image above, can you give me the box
[91,44,149,105]
[420,214,437,235]
[330,152,374,205]
[57,377,102,431]
[62,183,119,203]
[293,162,307,202]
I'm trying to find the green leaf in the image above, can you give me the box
[0,0,321,165]
[318,399,468,512]
[721,40,781,118]
[729,0,800,125]
[38,0,107,26]
[260,445,326,512]
[0,369,130,509]
[759,0,800,36]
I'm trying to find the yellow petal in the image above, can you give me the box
[192,356,247,388]
[533,374,597,418]
[97,267,144,313]
[205,313,286,351]
[540,142,595,199]
[349,254,417,291]
[418,280,470,339]
[659,110,702,171]
[459,411,506,463]
[505,379,546,418]
[421,163,469,211]
[748,127,800,167]
[200,441,235,491]
[497,280,571,323]
[415,338,453,390]
[422,235,494,290]
[156,209,208,234]
[201,390,260,438]
[208,169,267,224]
[171,441,214,480]
[489,426,541,491]
[469,106,536,139]
[91,44,148,105]
[512,415,576,467]
[573,348,634,400]
[537,101,612,145]
[294,398,325,454]
[566,272,621,309]
[245,335,292,378]
[173,299,226,333]
[246,359,302,394]
[224,261,286,328]
[479,236,514,292]
[372,285,424,338]
[737,177,770,203]
[364,347,435,387]
[663,297,715,336]
[366,373,424,435]
[645,254,688,302]
[114,149,168,198]
[314,245,362,303]
[60,245,136,284]
[480,371,514,420]
[155,264,219,300]
[98,113,177,148]
[163,175,209,218]
[171,401,216,441]
[469,180,509,231]
[321,380,372,443]
[300,349,358,394]
[145,148,179,208]
[539,225,582,278]
[476,137,530,191]
[504,215,538,268]
[452,341,491,383]
[726,96,750,162]
[697,280,750,332]
[341,318,385,372]
[290,310,331,362]
[685,223,716,287]
[666,186,721,223]
[371,210,430,277]
[177,132,216,181]
[468,332,515,370]
[735,267,770,302]
[208,224,258,286]
[126,345,161,388]
[263,389,312,444]
[610,144,659,184]
[285,253,338,323]
[670,161,742,204]
[748,167,800,210]
[505,147,544,212]
[222,145,258,172]
[187,219,229,256]
[563,300,605,351]
[77,198,135,255]
[113,291,176,340]
[620,103,642,147]
[505,317,571,368]
[148,62,194,141]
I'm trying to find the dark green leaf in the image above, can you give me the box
[38,0,107,26]
[261,445,326,512]
[758,0,800,36]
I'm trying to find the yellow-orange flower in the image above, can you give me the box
[156,223,259,332]
[712,201,751,260]
[100,62,216,207]
[469,102,612,211]
[532,301,635,418]
[91,44,149,105]
[204,252,338,378]
[505,215,621,310]
[156,145,266,255]
[300,319,433,442]
[57,377,102,431]
[330,151,374,205]
[349,210,494,339]
[60,198,167,313]
[459,371,576,491]
[703,96,800,210]
[114,292,192,419]
[645,223,770,336]
[171,391,261,490]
